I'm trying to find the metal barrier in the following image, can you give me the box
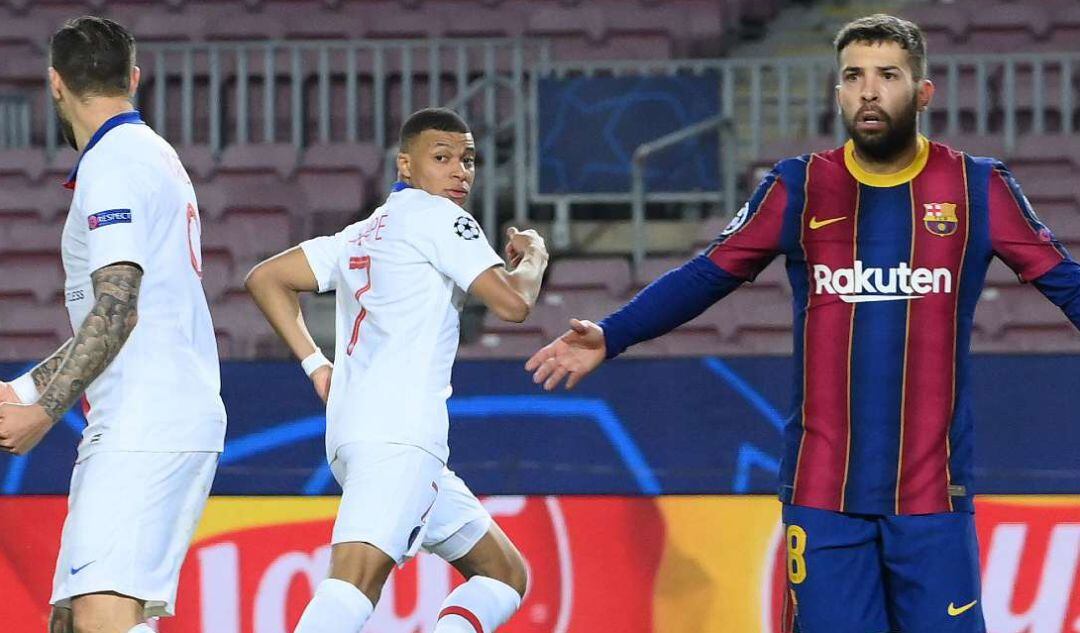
[43,38,549,159]
[0,94,30,149]
[26,45,1080,256]
[630,115,736,273]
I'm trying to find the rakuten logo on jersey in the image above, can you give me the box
[812,261,953,303]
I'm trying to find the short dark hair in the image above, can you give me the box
[399,107,470,149]
[50,16,136,98]
[834,14,927,81]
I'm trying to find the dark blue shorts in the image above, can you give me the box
[781,504,986,633]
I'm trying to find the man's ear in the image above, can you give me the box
[396,152,411,180]
[129,65,141,97]
[917,78,935,113]
[48,67,64,101]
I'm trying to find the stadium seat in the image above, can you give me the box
[546,257,632,298]
[0,250,64,302]
[218,143,298,180]
[0,331,64,361]
[0,212,63,251]
[176,144,217,183]
[300,142,382,179]
[0,148,46,182]
[211,289,277,358]
[201,207,292,264]
[198,247,236,303]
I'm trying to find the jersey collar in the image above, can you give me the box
[390,180,413,192]
[843,135,930,188]
[64,109,146,189]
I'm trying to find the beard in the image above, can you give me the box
[53,98,78,151]
[843,94,919,163]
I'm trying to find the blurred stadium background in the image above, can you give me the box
[0,0,1077,631]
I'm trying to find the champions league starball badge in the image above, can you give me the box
[454,215,481,240]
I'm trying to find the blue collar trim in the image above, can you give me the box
[65,110,145,188]
[390,180,413,192]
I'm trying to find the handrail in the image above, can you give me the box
[630,115,736,275]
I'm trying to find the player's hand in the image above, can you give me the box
[0,402,53,455]
[310,364,333,404]
[0,381,23,405]
[525,318,606,391]
[505,227,546,269]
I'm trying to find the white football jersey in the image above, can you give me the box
[61,111,226,460]
[300,185,503,462]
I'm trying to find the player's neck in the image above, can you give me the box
[850,136,921,175]
[70,98,136,152]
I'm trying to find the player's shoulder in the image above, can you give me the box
[392,187,467,217]
[763,145,845,190]
[390,188,478,239]
[81,124,166,175]
[926,138,1007,174]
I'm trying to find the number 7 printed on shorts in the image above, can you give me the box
[347,256,372,356]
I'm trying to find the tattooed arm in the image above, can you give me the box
[0,263,142,454]
[38,263,142,419]
[28,339,74,394]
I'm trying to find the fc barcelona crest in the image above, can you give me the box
[923,202,958,237]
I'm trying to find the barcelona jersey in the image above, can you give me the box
[706,136,1071,515]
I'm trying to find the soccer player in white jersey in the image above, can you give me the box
[0,17,226,633]
[246,107,548,633]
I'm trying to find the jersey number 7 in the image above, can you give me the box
[347,256,372,356]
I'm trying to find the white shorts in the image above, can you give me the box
[330,441,492,565]
[51,451,219,618]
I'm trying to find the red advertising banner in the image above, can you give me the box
[0,495,1076,632]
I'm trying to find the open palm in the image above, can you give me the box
[525,319,607,390]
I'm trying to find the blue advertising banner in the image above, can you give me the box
[1,356,1077,496]
[536,76,720,194]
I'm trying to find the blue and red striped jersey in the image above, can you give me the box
[706,137,1073,515]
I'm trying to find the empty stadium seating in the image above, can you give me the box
[1,0,1076,360]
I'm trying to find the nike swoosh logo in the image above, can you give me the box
[809,216,847,230]
[948,600,978,616]
[70,561,95,575]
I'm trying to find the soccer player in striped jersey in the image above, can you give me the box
[527,14,1080,633]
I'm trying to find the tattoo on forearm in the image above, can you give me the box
[30,339,73,395]
[37,263,142,421]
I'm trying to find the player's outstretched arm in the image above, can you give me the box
[525,319,606,391]
[245,247,333,401]
[0,262,142,455]
[470,227,549,323]
[1032,260,1080,331]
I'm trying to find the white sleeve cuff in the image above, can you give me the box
[10,373,39,404]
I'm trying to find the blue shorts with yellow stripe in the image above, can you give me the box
[781,504,986,633]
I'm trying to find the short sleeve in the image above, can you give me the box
[299,232,346,293]
[76,159,152,274]
[989,162,1068,282]
[703,167,788,281]
[408,201,503,291]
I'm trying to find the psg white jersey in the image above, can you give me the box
[300,184,502,462]
[61,111,226,460]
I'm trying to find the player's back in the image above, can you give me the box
[302,185,501,462]
[61,112,226,459]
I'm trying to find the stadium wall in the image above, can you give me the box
[1,358,1077,631]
